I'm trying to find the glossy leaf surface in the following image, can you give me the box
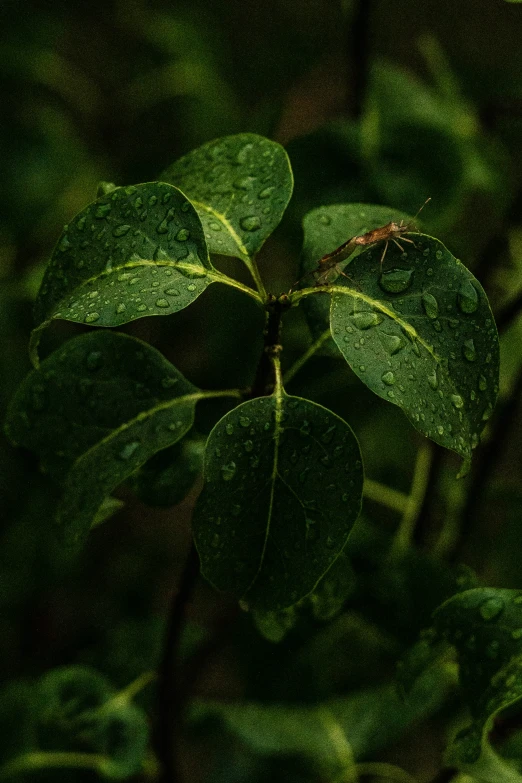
[328,235,498,463]
[434,588,522,769]
[161,134,293,266]
[6,331,199,545]
[32,182,216,343]
[193,392,363,611]
[300,203,413,356]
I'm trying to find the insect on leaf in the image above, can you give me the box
[328,235,499,466]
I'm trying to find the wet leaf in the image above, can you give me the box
[300,204,413,356]
[161,133,293,271]
[193,392,363,611]
[31,182,219,361]
[128,434,205,507]
[252,551,355,643]
[327,234,498,464]
[434,588,522,771]
[5,331,199,546]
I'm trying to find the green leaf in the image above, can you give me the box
[160,134,294,268]
[193,392,363,611]
[31,182,218,359]
[89,703,149,780]
[6,331,199,545]
[192,664,453,771]
[300,204,413,356]
[326,234,498,464]
[434,588,522,771]
[128,433,205,507]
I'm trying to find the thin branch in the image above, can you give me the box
[155,542,200,783]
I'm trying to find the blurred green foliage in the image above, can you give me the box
[2,0,522,781]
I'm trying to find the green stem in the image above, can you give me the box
[211,269,263,303]
[0,752,106,780]
[243,255,268,301]
[197,388,244,403]
[391,444,433,555]
[355,762,419,783]
[283,329,332,385]
[288,285,329,307]
[107,670,156,709]
[272,353,284,394]
[364,479,409,514]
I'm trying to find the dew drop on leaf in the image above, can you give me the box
[458,280,479,314]
[221,461,237,481]
[155,299,170,308]
[240,215,262,232]
[176,229,190,241]
[379,268,414,294]
[85,312,100,323]
[463,339,477,362]
[381,371,395,386]
[119,441,140,460]
[86,351,103,371]
[352,312,383,330]
[113,224,131,237]
[422,292,439,320]
[479,596,504,621]
[451,394,464,409]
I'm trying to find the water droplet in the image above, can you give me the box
[119,441,140,460]
[258,186,275,199]
[243,440,254,452]
[237,143,254,164]
[451,394,464,409]
[427,370,438,390]
[458,280,479,314]
[435,249,443,260]
[209,221,222,231]
[155,298,170,308]
[463,339,476,362]
[113,224,131,237]
[225,423,234,435]
[352,312,383,330]
[95,204,111,219]
[240,215,261,232]
[85,312,100,323]
[234,176,256,190]
[181,201,191,212]
[176,228,190,241]
[422,292,439,319]
[378,333,403,356]
[115,303,126,314]
[211,533,220,548]
[239,416,251,427]
[379,268,414,294]
[300,421,311,436]
[161,377,178,388]
[318,214,331,225]
[137,304,147,312]
[86,351,103,370]
[437,425,444,435]
[482,404,493,421]
[479,596,504,621]
[512,629,522,640]
[478,375,487,392]
[381,371,395,386]
[148,195,158,206]
[187,283,197,292]
[162,287,179,298]
[157,219,169,234]
[221,461,237,481]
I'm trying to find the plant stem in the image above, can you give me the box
[155,542,200,783]
[363,478,408,514]
[283,329,332,386]
[211,269,263,304]
[391,444,433,556]
[249,294,289,398]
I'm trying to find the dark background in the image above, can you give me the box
[1,1,522,780]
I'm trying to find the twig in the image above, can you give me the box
[155,542,200,783]
[248,294,290,398]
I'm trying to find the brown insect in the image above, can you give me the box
[300,198,431,288]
